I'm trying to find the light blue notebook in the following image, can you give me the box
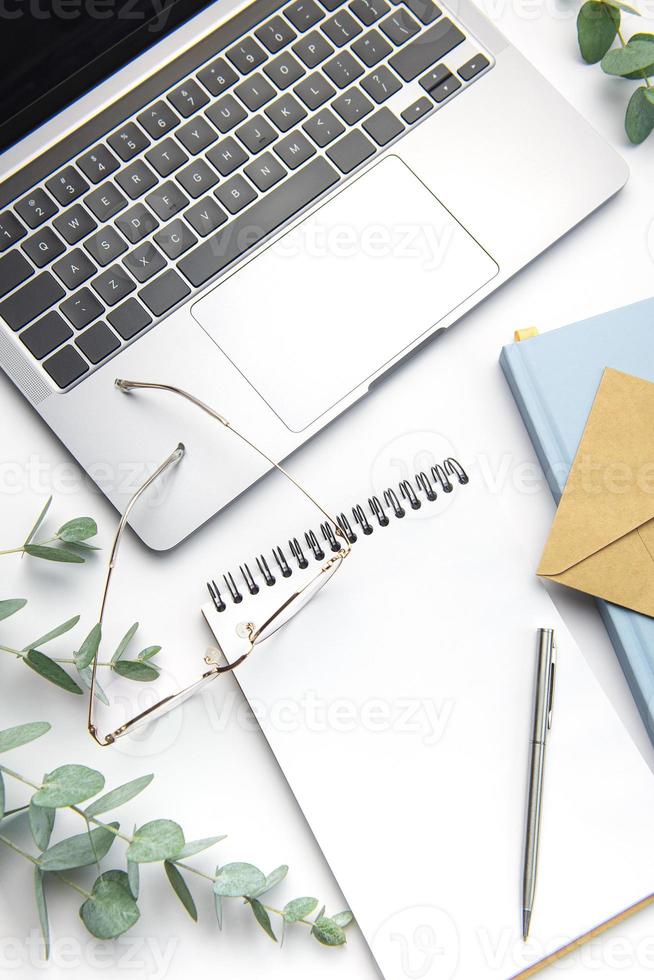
[500,296,654,746]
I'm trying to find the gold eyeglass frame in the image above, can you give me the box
[87,380,351,746]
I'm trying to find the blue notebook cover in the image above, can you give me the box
[500,296,654,745]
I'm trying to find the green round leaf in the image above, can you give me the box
[0,722,51,753]
[33,765,105,808]
[0,598,27,621]
[213,862,266,898]
[127,819,185,863]
[311,915,347,946]
[57,517,98,543]
[625,85,654,142]
[113,660,160,682]
[85,774,154,817]
[249,898,277,941]
[332,910,354,928]
[283,897,318,923]
[250,864,288,897]
[80,878,140,940]
[602,38,654,75]
[24,545,85,563]
[39,822,119,871]
[164,861,198,921]
[577,1,620,64]
[622,32,654,77]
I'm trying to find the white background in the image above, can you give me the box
[2,0,654,977]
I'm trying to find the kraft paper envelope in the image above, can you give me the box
[538,367,654,617]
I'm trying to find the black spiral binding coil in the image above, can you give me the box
[206,457,469,612]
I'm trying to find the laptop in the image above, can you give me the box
[0,0,627,550]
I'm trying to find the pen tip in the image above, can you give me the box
[522,909,531,942]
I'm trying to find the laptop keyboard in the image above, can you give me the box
[0,0,491,391]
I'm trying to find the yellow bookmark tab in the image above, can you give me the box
[514,327,539,342]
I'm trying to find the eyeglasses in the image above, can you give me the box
[87,380,351,746]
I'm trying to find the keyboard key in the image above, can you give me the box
[137,100,180,139]
[60,287,105,329]
[0,272,64,330]
[138,270,190,316]
[294,71,336,109]
[226,37,267,74]
[265,51,305,89]
[15,189,57,229]
[84,227,128,266]
[293,29,334,67]
[77,145,119,183]
[401,95,432,123]
[76,321,120,363]
[206,136,249,176]
[43,345,89,388]
[197,56,238,96]
[419,63,452,92]
[54,203,98,244]
[22,227,65,268]
[108,122,150,161]
[322,10,362,45]
[324,50,364,87]
[361,65,401,102]
[404,0,441,23]
[115,203,159,244]
[285,0,324,31]
[332,86,373,123]
[379,9,420,44]
[458,53,490,80]
[52,248,97,289]
[244,152,287,191]
[429,73,461,101]
[256,16,297,52]
[0,211,26,251]
[236,115,278,153]
[0,250,33,298]
[362,106,403,144]
[108,297,153,339]
[326,128,375,172]
[389,18,465,81]
[45,166,89,206]
[179,157,339,287]
[265,92,307,131]
[235,73,276,111]
[92,264,136,306]
[349,0,389,25]
[185,196,228,236]
[176,116,218,154]
[319,0,347,10]
[146,137,189,176]
[274,129,316,168]
[21,311,72,359]
[168,79,210,117]
[176,160,219,198]
[351,28,391,66]
[214,174,258,214]
[123,241,167,282]
[303,108,345,146]
[206,94,248,133]
[84,183,127,222]
[145,181,189,220]
[154,218,198,259]
[116,160,158,200]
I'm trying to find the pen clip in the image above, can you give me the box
[547,639,557,730]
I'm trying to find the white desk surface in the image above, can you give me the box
[2,2,654,977]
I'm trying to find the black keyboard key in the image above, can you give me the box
[303,108,345,146]
[0,272,64,330]
[265,51,305,89]
[168,79,210,117]
[108,297,153,339]
[285,0,324,31]
[401,95,432,123]
[137,100,180,139]
[389,18,465,81]
[362,106,403,144]
[145,137,189,176]
[46,166,89,206]
[206,136,249,176]
[123,241,167,282]
[244,152,287,191]
[256,16,297,52]
[138,270,190,316]
[52,248,97,289]
[145,181,189,220]
[324,50,364,87]
[206,94,248,133]
[226,37,267,74]
[265,92,307,131]
[419,63,451,92]
[352,28,392,66]
[0,250,33,298]
[294,71,336,109]
[154,218,198,259]
[197,56,238,96]
[92,265,136,306]
[76,321,120,363]
[322,10,362,45]
[22,227,65,268]
[293,29,334,67]
[349,0,389,25]
[185,197,228,236]
[15,189,57,229]
[176,116,219,154]
[379,9,420,44]
[236,115,278,153]
[361,65,401,102]
[43,345,89,388]
[274,129,316,168]
[108,122,150,162]
[235,73,276,111]
[405,0,441,23]
[0,211,26,251]
[84,227,128,266]
[60,287,105,329]
[115,203,159,244]
[116,160,158,200]
[54,203,98,244]
[326,128,375,172]
[332,86,373,123]
[429,73,461,101]
[319,0,347,11]
[458,53,490,80]
[179,157,339,287]
[215,174,258,214]
[77,145,120,183]
[21,311,72,360]
[84,183,127,223]
[176,160,219,198]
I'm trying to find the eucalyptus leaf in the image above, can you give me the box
[602,0,640,13]
[283,897,318,923]
[127,819,185,863]
[23,496,52,547]
[29,801,55,851]
[33,764,105,808]
[76,666,109,706]
[332,911,354,928]
[250,864,288,897]
[80,877,140,940]
[213,862,267,898]
[214,891,223,930]
[112,623,139,664]
[621,32,654,77]
[311,915,347,946]
[0,598,27,621]
[25,652,83,695]
[0,722,51,753]
[164,861,198,921]
[249,898,276,941]
[137,646,161,662]
[24,616,80,652]
[601,38,654,74]
[34,868,49,959]
[56,517,98,543]
[127,859,140,899]
[96,869,131,891]
[625,84,654,141]
[39,822,119,871]
[85,774,154,817]
[176,835,226,859]
[113,660,160,682]
[577,1,620,64]
[24,545,85,563]
[74,624,101,670]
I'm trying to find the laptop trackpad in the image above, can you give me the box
[192,156,498,432]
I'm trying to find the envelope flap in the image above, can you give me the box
[539,369,654,575]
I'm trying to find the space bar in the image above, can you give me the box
[178,158,340,288]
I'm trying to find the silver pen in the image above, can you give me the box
[522,627,556,941]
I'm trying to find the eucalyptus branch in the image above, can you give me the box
[0,496,100,564]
